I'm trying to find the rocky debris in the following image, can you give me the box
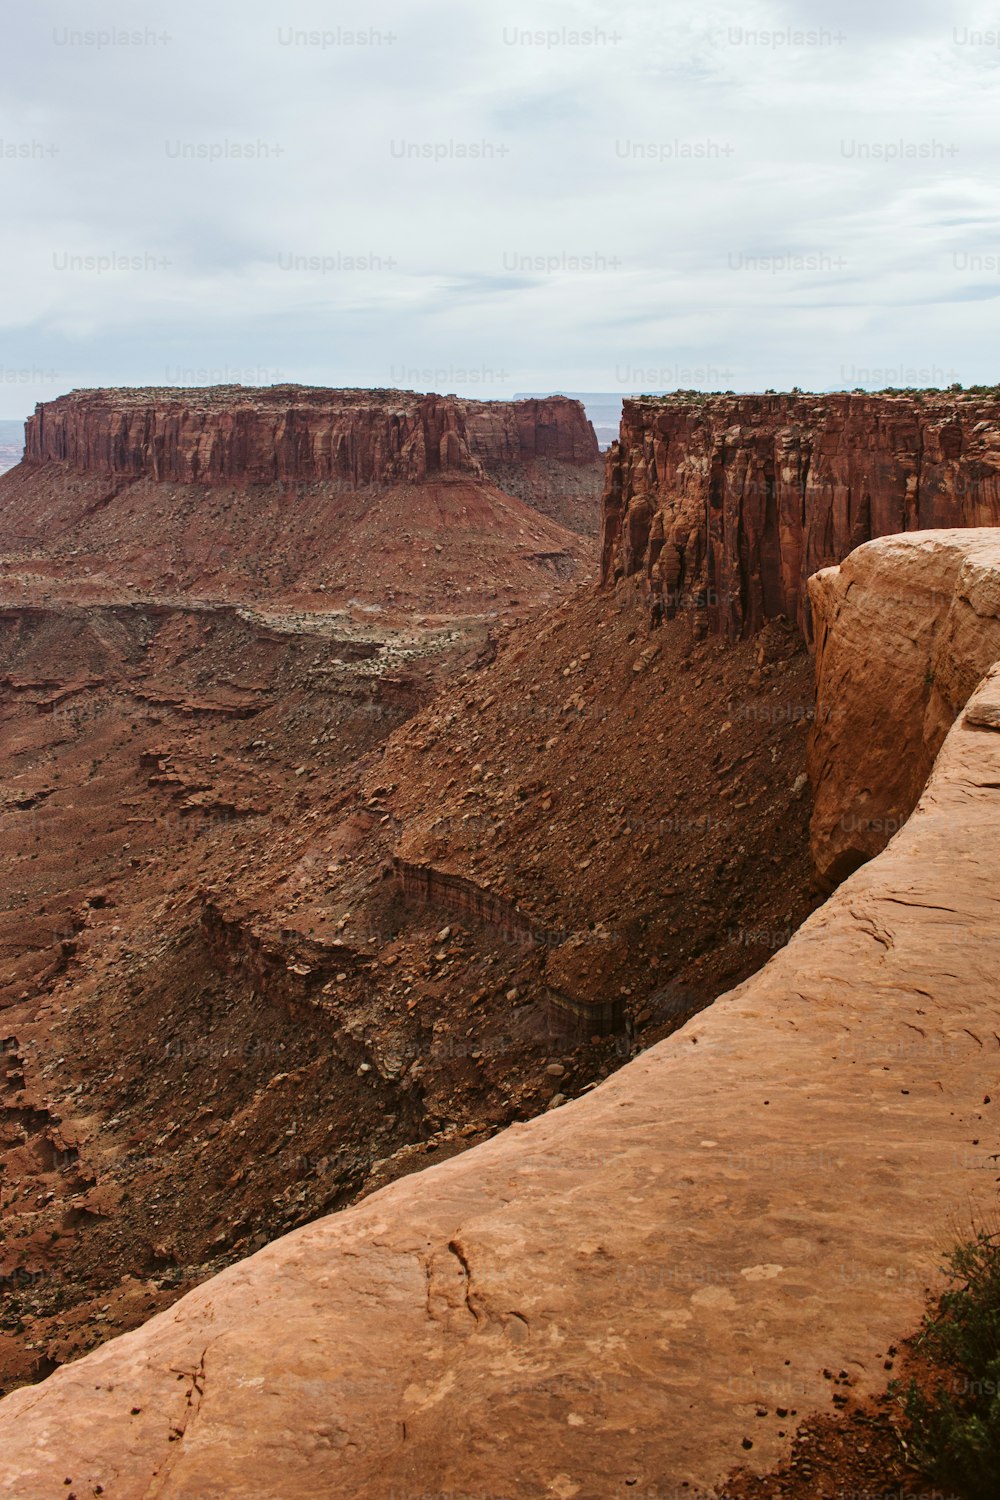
[3,557,1000,1493]
[0,556,819,1394]
[601,390,1000,638]
[385,585,818,1018]
[543,927,630,1036]
[0,472,592,617]
[807,528,1000,887]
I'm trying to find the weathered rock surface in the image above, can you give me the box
[2,534,998,1499]
[808,529,1000,887]
[14,386,601,539]
[601,392,1000,637]
[23,386,599,487]
[464,395,601,469]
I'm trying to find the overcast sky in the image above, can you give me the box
[1,0,998,416]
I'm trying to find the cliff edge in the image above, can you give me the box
[601,392,1000,637]
[22,386,599,488]
[1,528,999,1495]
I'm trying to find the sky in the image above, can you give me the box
[1,0,999,417]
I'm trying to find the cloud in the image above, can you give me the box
[0,0,996,415]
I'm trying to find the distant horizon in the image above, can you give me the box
[2,375,995,426]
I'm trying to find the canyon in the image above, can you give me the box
[0,387,818,1402]
[2,524,999,1497]
[0,384,999,1494]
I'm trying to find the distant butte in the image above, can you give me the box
[23,384,599,501]
[0,386,603,612]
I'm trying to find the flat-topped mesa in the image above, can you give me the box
[601,390,1000,637]
[23,386,599,487]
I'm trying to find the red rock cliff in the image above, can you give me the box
[23,386,598,487]
[601,391,1000,636]
[462,395,599,465]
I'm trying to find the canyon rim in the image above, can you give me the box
[0,383,998,1495]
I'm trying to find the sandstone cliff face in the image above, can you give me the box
[2,532,999,1498]
[808,529,1000,887]
[2,387,600,605]
[463,395,599,466]
[23,386,598,487]
[601,392,1000,637]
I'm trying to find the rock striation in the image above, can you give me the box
[1,529,999,1498]
[22,386,598,488]
[393,858,626,1035]
[393,857,548,946]
[601,391,1000,636]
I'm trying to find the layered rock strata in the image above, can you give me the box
[601,392,1000,637]
[22,387,598,486]
[392,857,548,946]
[393,859,625,1035]
[1,388,600,607]
[2,531,999,1497]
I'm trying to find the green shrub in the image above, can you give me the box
[901,1227,1000,1497]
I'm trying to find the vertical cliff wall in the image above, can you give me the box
[601,391,1000,637]
[21,386,599,487]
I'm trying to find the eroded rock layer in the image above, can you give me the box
[601,392,1000,636]
[1,531,998,1497]
[0,388,601,610]
[24,387,599,487]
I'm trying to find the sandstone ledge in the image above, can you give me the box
[2,536,1000,1496]
[808,528,1000,886]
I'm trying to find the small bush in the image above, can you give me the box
[901,1227,1000,1497]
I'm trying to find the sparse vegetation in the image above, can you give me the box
[899,1226,1000,1498]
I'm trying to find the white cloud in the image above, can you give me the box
[0,0,997,416]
